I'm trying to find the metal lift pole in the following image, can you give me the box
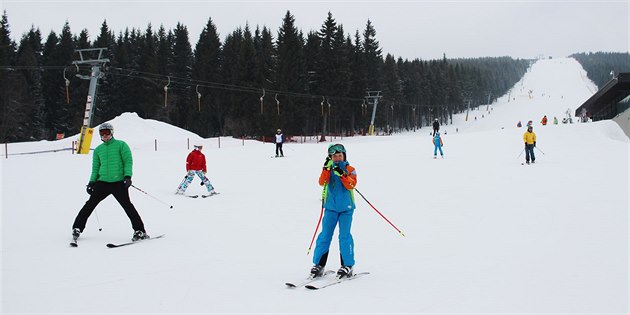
[74,48,109,154]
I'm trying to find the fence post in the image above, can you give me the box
[5,143,7,159]
[187,138,190,150]
[155,139,157,151]
[218,137,221,148]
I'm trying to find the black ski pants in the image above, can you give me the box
[72,181,145,232]
[275,143,284,156]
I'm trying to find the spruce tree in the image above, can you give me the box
[171,23,193,128]
[191,18,223,137]
[16,28,47,140]
[275,11,305,135]
[0,12,19,142]
[136,24,161,119]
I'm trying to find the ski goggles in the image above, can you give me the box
[99,129,112,136]
[328,144,346,155]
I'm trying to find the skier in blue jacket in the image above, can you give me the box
[310,143,358,279]
[433,132,444,158]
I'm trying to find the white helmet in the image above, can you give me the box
[99,122,114,134]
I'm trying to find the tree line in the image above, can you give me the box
[0,10,531,143]
[570,52,630,88]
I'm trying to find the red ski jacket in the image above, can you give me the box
[186,150,207,173]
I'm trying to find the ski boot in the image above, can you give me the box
[72,228,81,241]
[310,265,325,278]
[336,266,353,279]
[132,230,150,242]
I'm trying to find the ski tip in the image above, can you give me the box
[106,243,117,248]
[285,283,297,288]
[69,242,78,247]
[304,285,319,290]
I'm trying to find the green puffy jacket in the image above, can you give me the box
[90,138,133,183]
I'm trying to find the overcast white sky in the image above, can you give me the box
[2,0,628,60]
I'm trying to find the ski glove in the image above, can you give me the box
[333,166,346,177]
[200,181,205,186]
[534,141,536,147]
[86,182,95,195]
[323,157,333,170]
[123,176,132,188]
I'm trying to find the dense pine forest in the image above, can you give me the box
[571,52,630,88]
[1,10,535,142]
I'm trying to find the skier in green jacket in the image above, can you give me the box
[71,123,149,242]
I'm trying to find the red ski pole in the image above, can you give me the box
[307,201,324,255]
[355,188,405,237]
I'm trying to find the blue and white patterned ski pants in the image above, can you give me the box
[176,170,214,194]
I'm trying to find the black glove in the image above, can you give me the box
[534,141,536,147]
[86,182,95,195]
[200,181,205,186]
[323,156,332,169]
[333,166,345,176]
[123,176,132,188]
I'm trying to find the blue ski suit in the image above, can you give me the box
[313,160,357,267]
[433,133,444,156]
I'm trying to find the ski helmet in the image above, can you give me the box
[328,143,347,161]
[194,144,203,150]
[99,122,114,135]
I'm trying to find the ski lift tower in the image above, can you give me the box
[365,91,382,135]
[73,48,109,154]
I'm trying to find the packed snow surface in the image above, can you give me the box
[2,58,628,314]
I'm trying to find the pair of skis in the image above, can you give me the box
[285,271,370,290]
[70,234,165,248]
[186,192,220,198]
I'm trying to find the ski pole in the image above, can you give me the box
[131,185,174,209]
[535,146,545,155]
[94,209,103,231]
[307,200,325,255]
[517,148,525,159]
[355,188,405,237]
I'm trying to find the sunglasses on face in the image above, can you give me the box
[328,144,346,155]
[99,129,112,136]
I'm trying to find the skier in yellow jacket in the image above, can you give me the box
[523,125,537,164]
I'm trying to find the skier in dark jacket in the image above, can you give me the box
[71,123,149,242]
[432,119,440,135]
[275,129,285,157]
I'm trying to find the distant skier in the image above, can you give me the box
[433,131,444,159]
[541,115,548,126]
[175,145,217,196]
[71,123,149,242]
[517,121,522,128]
[432,119,440,135]
[553,116,558,125]
[310,143,358,279]
[523,125,536,164]
[275,129,285,157]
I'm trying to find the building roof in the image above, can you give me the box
[575,73,630,117]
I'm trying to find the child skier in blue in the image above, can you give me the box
[433,132,444,158]
[310,143,358,279]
